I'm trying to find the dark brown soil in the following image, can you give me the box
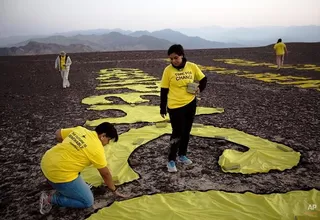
[0,43,319,220]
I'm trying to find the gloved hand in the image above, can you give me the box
[160,108,167,118]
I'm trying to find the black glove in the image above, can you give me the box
[160,88,169,115]
[160,108,167,115]
[199,76,207,92]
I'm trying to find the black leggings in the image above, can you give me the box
[167,98,196,161]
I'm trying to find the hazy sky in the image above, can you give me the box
[0,0,319,37]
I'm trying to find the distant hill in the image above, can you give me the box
[0,33,174,56]
[1,29,240,54]
[1,25,319,49]
[0,34,50,47]
[177,25,320,46]
[0,41,94,56]
[13,35,97,47]
[78,32,172,51]
[54,28,132,36]
[129,29,240,49]
[129,31,151,37]
[13,32,174,50]
[149,29,241,48]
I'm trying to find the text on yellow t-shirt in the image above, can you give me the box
[41,126,107,183]
[161,61,205,109]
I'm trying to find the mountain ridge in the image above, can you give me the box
[1,26,319,55]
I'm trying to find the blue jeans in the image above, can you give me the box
[48,175,94,208]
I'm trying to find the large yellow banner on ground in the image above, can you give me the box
[81,67,317,220]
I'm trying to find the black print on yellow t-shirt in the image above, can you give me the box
[69,132,88,151]
[175,71,192,81]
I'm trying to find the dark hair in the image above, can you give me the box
[167,44,185,57]
[95,122,118,142]
[277,38,282,43]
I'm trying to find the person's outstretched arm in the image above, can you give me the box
[98,167,126,198]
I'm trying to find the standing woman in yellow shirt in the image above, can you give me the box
[273,38,288,70]
[160,44,207,172]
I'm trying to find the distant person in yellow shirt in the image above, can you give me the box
[55,51,72,88]
[39,122,126,215]
[273,39,288,70]
[160,44,207,172]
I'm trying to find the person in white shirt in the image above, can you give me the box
[55,51,72,88]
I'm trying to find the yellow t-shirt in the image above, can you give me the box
[274,42,286,55]
[161,61,205,109]
[41,126,107,183]
[60,56,66,70]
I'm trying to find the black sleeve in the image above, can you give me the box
[199,76,207,92]
[160,88,169,114]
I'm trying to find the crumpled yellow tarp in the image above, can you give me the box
[86,189,319,220]
[213,58,320,71]
[83,67,309,220]
[236,73,320,90]
[81,124,300,186]
[97,75,154,81]
[99,77,157,86]
[84,105,223,126]
[81,92,159,105]
[97,68,154,79]
[99,68,142,74]
[278,80,320,89]
[96,83,161,92]
[192,125,300,174]
[237,73,310,82]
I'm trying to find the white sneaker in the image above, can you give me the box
[39,191,52,215]
[167,160,177,172]
[178,156,193,165]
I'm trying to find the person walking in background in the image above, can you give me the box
[55,51,72,88]
[273,39,288,70]
[160,44,207,172]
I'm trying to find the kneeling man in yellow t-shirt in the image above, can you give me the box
[39,122,126,214]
